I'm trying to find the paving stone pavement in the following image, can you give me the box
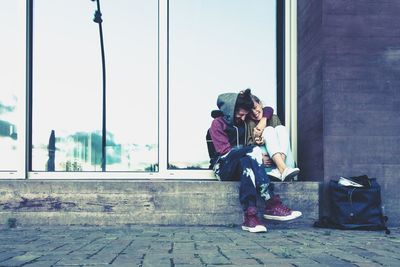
[0,225,399,267]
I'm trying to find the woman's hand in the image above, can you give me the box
[253,127,263,139]
[256,118,267,132]
[253,118,267,138]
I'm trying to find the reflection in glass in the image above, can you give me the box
[168,0,277,169]
[103,0,158,171]
[0,2,25,171]
[32,0,158,172]
[32,0,102,171]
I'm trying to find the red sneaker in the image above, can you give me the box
[242,206,267,233]
[263,195,302,221]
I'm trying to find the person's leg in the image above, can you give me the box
[274,125,289,156]
[238,147,268,233]
[275,125,295,168]
[239,156,258,209]
[216,146,255,181]
[262,127,294,181]
[243,146,273,201]
[243,145,301,222]
[216,146,259,210]
[263,126,299,181]
[271,154,286,173]
[262,127,286,173]
[274,125,299,180]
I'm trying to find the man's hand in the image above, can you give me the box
[254,136,264,145]
[262,153,273,167]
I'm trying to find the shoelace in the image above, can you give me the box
[275,199,292,213]
[249,215,262,226]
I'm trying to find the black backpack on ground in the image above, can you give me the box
[314,175,390,234]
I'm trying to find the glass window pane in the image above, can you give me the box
[103,0,158,171]
[32,1,104,171]
[32,0,158,172]
[168,0,277,169]
[0,2,25,172]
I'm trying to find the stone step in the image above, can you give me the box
[0,180,320,226]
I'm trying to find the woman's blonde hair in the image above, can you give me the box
[250,94,262,106]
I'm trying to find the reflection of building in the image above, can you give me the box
[116,143,157,171]
[56,131,113,171]
[0,120,17,139]
[47,131,157,171]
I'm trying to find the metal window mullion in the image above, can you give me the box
[24,0,33,179]
[290,0,298,163]
[276,0,285,124]
[158,0,168,175]
[284,0,297,163]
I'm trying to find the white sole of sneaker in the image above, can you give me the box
[263,211,302,221]
[267,171,282,180]
[241,225,267,233]
[282,169,300,181]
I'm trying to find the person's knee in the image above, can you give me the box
[252,146,262,154]
[246,146,263,165]
[262,126,274,138]
[275,125,288,135]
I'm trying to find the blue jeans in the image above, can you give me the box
[214,146,273,210]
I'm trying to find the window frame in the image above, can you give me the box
[284,0,298,163]
[0,0,297,180]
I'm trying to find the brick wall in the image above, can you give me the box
[298,0,400,225]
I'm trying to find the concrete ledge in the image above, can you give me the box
[0,180,320,226]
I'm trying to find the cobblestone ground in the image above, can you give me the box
[0,225,398,267]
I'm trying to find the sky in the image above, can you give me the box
[1,0,277,171]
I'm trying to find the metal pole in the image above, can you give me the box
[91,0,106,171]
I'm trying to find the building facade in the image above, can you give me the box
[298,0,400,225]
[1,0,399,226]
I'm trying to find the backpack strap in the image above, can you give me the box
[206,129,218,169]
[381,215,391,235]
